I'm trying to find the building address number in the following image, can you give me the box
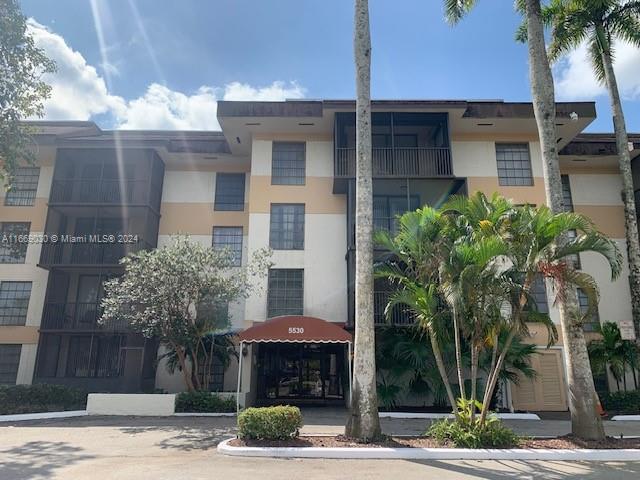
[288,327,304,334]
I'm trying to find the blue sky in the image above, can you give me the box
[20,0,640,132]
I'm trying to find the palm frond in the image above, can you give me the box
[444,0,477,25]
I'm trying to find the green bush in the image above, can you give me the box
[600,390,640,414]
[427,417,519,448]
[237,406,302,440]
[0,384,87,415]
[174,391,236,413]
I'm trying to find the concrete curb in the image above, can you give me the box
[378,412,540,420]
[174,412,236,417]
[611,415,640,421]
[217,438,640,461]
[0,410,88,423]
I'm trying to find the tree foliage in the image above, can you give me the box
[0,0,55,185]
[377,192,622,426]
[101,236,272,391]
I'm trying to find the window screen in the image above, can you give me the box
[267,269,304,317]
[0,345,21,384]
[530,275,549,314]
[561,175,574,212]
[212,227,243,266]
[214,173,245,211]
[270,204,305,250]
[5,168,40,206]
[578,288,600,332]
[0,222,30,263]
[0,282,32,326]
[272,142,305,185]
[496,144,533,186]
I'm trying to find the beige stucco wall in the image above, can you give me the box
[0,158,54,385]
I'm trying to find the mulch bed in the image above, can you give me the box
[229,435,640,450]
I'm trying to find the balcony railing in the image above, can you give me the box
[373,290,415,326]
[41,302,128,331]
[40,240,153,267]
[335,147,453,178]
[50,179,155,205]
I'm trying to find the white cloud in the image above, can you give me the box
[27,19,125,120]
[28,20,305,130]
[555,41,640,101]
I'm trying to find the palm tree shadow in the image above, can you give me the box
[119,425,234,451]
[0,441,94,480]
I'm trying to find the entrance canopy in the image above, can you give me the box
[238,316,352,344]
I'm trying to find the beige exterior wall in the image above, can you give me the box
[244,138,347,327]
[0,158,54,385]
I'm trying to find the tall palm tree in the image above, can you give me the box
[345,0,382,441]
[444,0,607,440]
[544,0,640,343]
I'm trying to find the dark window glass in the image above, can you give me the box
[566,229,581,270]
[561,175,574,212]
[373,195,420,235]
[530,275,549,314]
[5,168,40,206]
[272,142,305,185]
[0,222,30,263]
[267,269,304,318]
[0,345,21,384]
[496,144,533,186]
[270,204,305,250]
[212,227,243,266]
[0,282,32,326]
[578,288,600,332]
[214,173,245,211]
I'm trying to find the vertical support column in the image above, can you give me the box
[236,341,244,413]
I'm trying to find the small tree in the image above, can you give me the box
[101,236,271,391]
[0,0,56,184]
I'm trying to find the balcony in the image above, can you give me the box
[373,291,415,327]
[50,179,158,207]
[335,147,453,178]
[40,240,153,268]
[40,302,128,331]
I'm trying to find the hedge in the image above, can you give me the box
[237,406,302,440]
[0,384,87,415]
[174,391,235,413]
[600,390,640,414]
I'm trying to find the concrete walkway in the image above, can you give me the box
[1,412,640,479]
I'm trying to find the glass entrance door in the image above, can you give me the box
[258,343,345,402]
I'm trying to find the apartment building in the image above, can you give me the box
[1,100,638,411]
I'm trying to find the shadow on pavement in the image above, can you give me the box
[0,441,94,480]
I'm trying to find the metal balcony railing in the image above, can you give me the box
[40,240,153,267]
[373,290,415,326]
[335,147,453,178]
[40,302,128,331]
[49,179,154,205]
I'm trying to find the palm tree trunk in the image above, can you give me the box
[600,46,640,342]
[452,305,466,401]
[345,0,381,442]
[524,0,604,441]
[428,328,457,410]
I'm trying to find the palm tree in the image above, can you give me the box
[379,193,622,427]
[444,0,608,440]
[345,0,382,441]
[544,0,640,343]
[589,321,640,391]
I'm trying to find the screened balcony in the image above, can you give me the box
[49,148,164,211]
[39,206,158,268]
[334,112,453,191]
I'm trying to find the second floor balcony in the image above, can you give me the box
[40,239,153,268]
[335,146,452,178]
[40,301,128,331]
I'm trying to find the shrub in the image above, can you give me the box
[174,391,235,413]
[237,406,302,440]
[600,390,640,414]
[0,384,87,415]
[427,416,519,449]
